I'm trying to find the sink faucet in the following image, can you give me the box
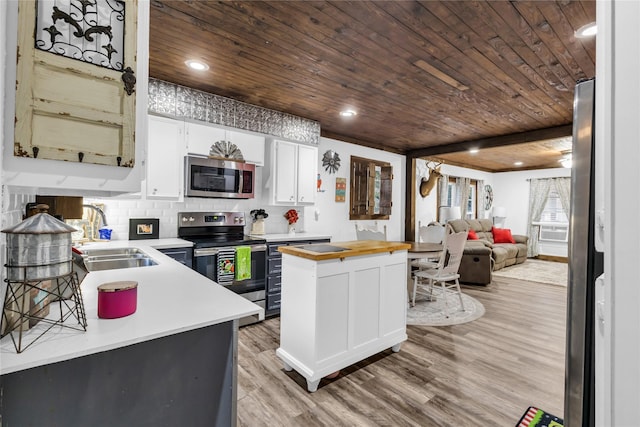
[83,204,108,227]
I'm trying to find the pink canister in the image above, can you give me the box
[97,281,138,319]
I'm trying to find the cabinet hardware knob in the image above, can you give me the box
[78,152,84,162]
[32,146,39,158]
[117,156,122,166]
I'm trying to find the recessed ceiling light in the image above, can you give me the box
[575,22,597,38]
[514,161,523,166]
[559,154,572,168]
[185,60,209,71]
[469,148,479,154]
[340,109,357,117]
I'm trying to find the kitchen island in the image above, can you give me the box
[0,239,262,426]
[276,240,410,392]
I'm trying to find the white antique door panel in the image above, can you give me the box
[31,115,122,160]
[14,0,137,167]
[351,267,381,350]
[33,55,124,113]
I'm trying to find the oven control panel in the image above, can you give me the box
[178,211,245,227]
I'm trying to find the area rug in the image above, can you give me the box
[516,406,563,427]
[492,259,568,287]
[407,288,485,326]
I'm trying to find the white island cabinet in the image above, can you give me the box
[276,240,410,392]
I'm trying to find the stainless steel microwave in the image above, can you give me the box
[184,156,256,199]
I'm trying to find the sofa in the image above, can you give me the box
[447,218,529,285]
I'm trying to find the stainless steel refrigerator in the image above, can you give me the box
[565,77,604,426]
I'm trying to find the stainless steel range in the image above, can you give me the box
[178,211,266,325]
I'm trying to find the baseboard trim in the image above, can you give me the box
[535,255,568,264]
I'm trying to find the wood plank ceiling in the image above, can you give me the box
[148,0,596,172]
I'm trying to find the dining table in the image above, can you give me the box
[404,242,443,305]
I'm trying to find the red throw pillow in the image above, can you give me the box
[468,229,479,240]
[492,227,516,244]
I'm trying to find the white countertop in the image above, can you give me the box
[0,239,263,375]
[251,233,332,242]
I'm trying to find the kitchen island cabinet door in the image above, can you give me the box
[146,115,184,200]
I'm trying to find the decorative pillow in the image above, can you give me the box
[468,229,479,240]
[492,227,516,244]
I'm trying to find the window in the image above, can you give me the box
[350,156,392,220]
[536,190,569,242]
[440,178,478,220]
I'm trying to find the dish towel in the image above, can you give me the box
[235,246,252,281]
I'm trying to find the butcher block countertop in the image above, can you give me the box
[278,240,411,261]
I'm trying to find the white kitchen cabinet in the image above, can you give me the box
[297,144,318,204]
[146,115,184,200]
[2,1,149,196]
[185,121,265,166]
[266,140,318,205]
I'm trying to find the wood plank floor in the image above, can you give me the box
[237,276,566,426]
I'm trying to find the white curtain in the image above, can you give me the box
[553,177,572,217]
[456,177,471,218]
[527,178,554,257]
[437,173,449,221]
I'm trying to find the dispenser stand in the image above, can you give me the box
[1,263,87,353]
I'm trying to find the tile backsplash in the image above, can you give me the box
[83,197,304,241]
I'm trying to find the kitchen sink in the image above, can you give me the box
[80,248,147,257]
[80,247,158,272]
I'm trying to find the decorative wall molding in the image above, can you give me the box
[148,78,320,145]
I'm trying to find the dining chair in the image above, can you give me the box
[411,221,445,270]
[354,223,387,241]
[411,224,468,317]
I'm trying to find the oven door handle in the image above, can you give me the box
[193,248,221,257]
[194,244,266,257]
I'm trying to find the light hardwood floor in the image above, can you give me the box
[237,276,566,426]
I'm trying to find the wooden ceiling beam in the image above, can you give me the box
[405,124,572,159]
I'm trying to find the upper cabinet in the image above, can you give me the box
[146,115,184,200]
[185,121,265,166]
[265,140,318,205]
[14,0,137,167]
[2,0,149,195]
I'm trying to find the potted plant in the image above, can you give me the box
[249,209,268,235]
[284,209,299,235]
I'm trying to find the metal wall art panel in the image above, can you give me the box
[148,78,320,145]
[35,0,125,71]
